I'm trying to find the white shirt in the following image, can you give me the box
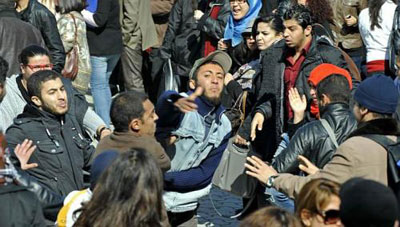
[359,0,397,62]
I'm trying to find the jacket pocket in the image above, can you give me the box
[36,140,64,170]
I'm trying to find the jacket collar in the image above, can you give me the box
[320,102,350,118]
[187,90,225,123]
[348,118,400,138]
[0,9,18,18]
[19,103,65,123]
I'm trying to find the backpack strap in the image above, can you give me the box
[319,119,339,149]
[361,134,400,185]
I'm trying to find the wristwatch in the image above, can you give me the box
[266,175,278,188]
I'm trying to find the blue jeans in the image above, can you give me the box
[90,54,120,126]
[265,187,295,213]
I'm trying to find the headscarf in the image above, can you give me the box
[223,0,262,47]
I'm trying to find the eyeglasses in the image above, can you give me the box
[25,64,53,71]
[318,209,340,225]
[229,0,247,4]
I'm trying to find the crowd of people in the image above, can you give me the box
[0,0,400,226]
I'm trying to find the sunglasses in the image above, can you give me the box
[319,209,340,224]
[25,64,53,71]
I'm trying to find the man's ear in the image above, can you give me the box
[300,209,313,226]
[31,96,42,107]
[189,79,196,90]
[321,94,331,105]
[128,118,141,132]
[304,25,312,37]
[359,106,369,116]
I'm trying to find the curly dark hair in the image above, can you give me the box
[0,56,8,85]
[307,0,334,24]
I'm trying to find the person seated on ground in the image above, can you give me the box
[74,148,169,227]
[156,50,232,226]
[295,178,342,227]
[0,132,46,227]
[240,206,302,227]
[95,91,170,172]
[56,150,119,227]
[245,74,400,200]
[6,70,95,196]
[0,45,110,138]
[339,178,399,227]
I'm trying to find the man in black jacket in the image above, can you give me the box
[15,0,65,73]
[6,70,94,196]
[263,64,357,212]
[236,5,359,157]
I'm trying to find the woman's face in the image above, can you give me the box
[244,34,257,51]
[229,0,250,20]
[255,22,282,50]
[310,195,341,227]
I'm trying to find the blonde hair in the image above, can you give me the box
[295,178,340,218]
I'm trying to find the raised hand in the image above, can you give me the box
[14,139,38,170]
[174,87,203,113]
[250,112,264,141]
[298,155,319,175]
[289,87,307,124]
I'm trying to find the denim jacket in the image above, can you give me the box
[156,91,231,212]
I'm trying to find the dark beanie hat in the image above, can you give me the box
[90,150,119,189]
[340,178,399,227]
[354,74,398,114]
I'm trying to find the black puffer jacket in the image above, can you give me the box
[18,0,65,73]
[272,102,357,174]
[6,103,94,196]
[160,0,230,76]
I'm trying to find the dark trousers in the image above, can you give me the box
[167,209,198,227]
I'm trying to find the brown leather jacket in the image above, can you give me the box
[330,0,368,50]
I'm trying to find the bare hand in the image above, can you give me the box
[194,10,204,20]
[218,39,228,51]
[344,15,357,27]
[14,139,38,170]
[245,155,278,184]
[224,73,234,86]
[298,155,319,175]
[174,87,203,113]
[289,87,306,123]
[234,134,249,146]
[250,112,264,141]
[100,128,111,139]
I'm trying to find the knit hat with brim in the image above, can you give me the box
[354,74,398,114]
[340,178,399,227]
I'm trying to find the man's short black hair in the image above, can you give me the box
[110,91,149,132]
[0,56,8,85]
[27,70,62,98]
[316,74,350,104]
[283,4,314,29]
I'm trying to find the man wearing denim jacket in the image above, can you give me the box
[156,50,232,227]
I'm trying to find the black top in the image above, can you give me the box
[86,0,122,56]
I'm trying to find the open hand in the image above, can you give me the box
[245,155,278,184]
[14,139,38,170]
[174,87,203,113]
[234,134,249,146]
[250,112,264,141]
[218,39,229,51]
[289,87,307,123]
[298,155,319,175]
